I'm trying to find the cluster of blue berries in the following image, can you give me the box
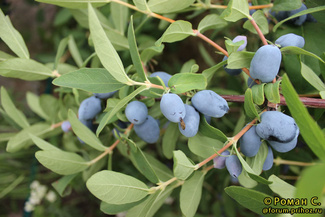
[270,3,317,26]
[160,90,229,138]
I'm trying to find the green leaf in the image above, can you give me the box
[68,110,106,151]
[173,150,195,180]
[130,147,159,183]
[0,132,16,142]
[0,50,14,61]
[281,74,325,161]
[133,0,149,11]
[198,114,228,142]
[35,150,88,175]
[86,170,149,205]
[39,94,59,122]
[111,0,129,34]
[157,21,195,45]
[180,171,205,217]
[264,80,281,104]
[188,132,224,158]
[100,199,144,215]
[29,134,61,151]
[198,14,228,33]
[225,39,245,55]
[280,46,325,64]
[148,0,195,13]
[6,123,58,152]
[52,174,78,197]
[272,0,301,11]
[88,3,131,84]
[104,29,129,51]
[168,73,207,94]
[53,36,70,70]
[144,153,174,182]
[227,51,254,69]
[68,35,83,67]
[221,0,250,22]
[225,186,277,216]
[238,170,257,188]
[128,17,147,82]
[273,5,325,32]
[295,164,325,217]
[1,86,30,129]
[0,58,53,80]
[0,9,29,59]
[251,84,265,105]
[140,44,164,64]
[301,62,325,91]
[53,68,125,93]
[268,175,296,198]
[97,85,147,135]
[36,0,108,9]
[202,60,227,83]
[162,123,180,159]
[244,88,259,119]
[26,92,50,120]
[243,10,269,35]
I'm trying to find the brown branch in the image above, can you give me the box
[221,95,325,108]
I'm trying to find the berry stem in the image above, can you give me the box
[221,95,325,108]
[249,18,268,46]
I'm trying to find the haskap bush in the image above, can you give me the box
[0,1,323,217]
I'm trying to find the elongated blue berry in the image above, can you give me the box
[94,91,117,99]
[125,101,148,125]
[223,56,242,76]
[268,128,299,153]
[232,35,247,51]
[225,155,242,178]
[263,146,274,171]
[160,93,186,123]
[256,111,298,143]
[78,96,101,120]
[239,125,262,157]
[275,33,305,48]
[213,150,230,169]
[192,90,229,118]
[134,115,160,144]
[288,3,307,26]
[250,45,282,83]
[178,105,200,138]
[150,71,172,87]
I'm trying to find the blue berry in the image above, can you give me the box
[263,146,274,171]
[239,125,262,157]
[134,115,160,144]
[192,90,229,118]
[288,3,307,26]
[232,35,247,51]
[78,96,102,120]
[160,93,186,123]
[93,91,117,99]
[223,56,242,76]
[225,155,242,178]
[150,71,172,87]
[213,150,230,169]
[256,111,298,143]
[250,45,282,83]
[61,121,71,132]
[125,101,148,125]
[178,105,200,138]
[268,128,299,153]
[275,33,305,48]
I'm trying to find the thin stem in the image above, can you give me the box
[274,158,318,167]
[249,18,268,45]
[87,124,134,165]
[52,70,61,78]
[209,3,273,10]
[196,32,228,56]
[195,118,259,170]
[50,121,63,129]
[149,177,178,193]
